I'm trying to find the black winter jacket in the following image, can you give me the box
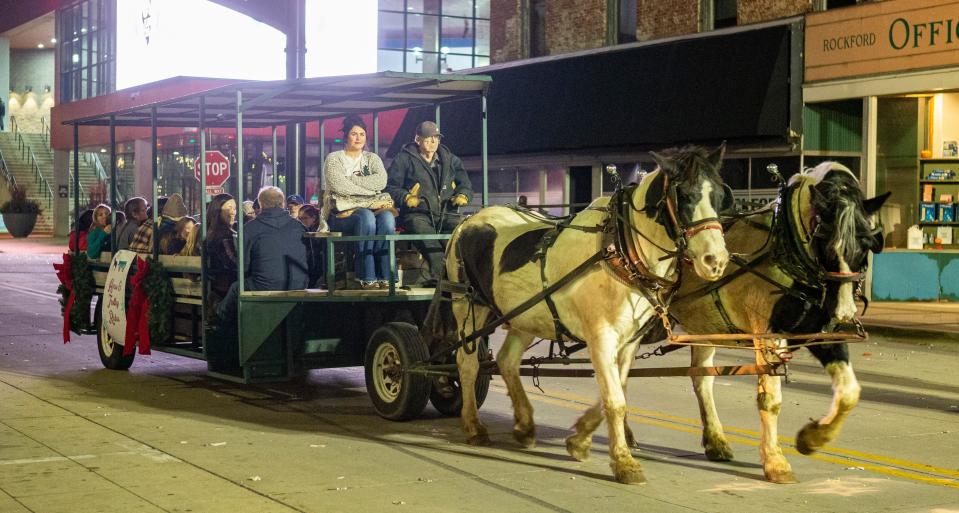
[242,208,308,291]
[386,143,472,215]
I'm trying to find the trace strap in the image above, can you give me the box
[431,248,608,362]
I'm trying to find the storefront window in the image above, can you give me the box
[377,0,491,73]
[875,97,920,248]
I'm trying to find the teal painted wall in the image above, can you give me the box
[872,252,959,301]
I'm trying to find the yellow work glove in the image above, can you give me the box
[405,183,421,208]
[451,194,468,207]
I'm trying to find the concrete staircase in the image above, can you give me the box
[0,132,107,235]
[0,132,55,235]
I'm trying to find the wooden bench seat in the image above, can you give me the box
[92,253,203,305]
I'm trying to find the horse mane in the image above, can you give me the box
[802,162,874,266]
[643,144,725,224]
[654,144,723,185]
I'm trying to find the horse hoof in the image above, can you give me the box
[625,428,642,450]
[704,443,734,462]
[513,426,536,449]
[612,463,647,485]
[565,436,591,461]
[764,469,798,484]
[796,421,828,455]
[467,433,492,446]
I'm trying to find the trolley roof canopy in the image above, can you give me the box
[63,71,492,129]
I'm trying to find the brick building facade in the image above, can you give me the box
[490,0,877,64]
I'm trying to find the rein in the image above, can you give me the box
[445,170,726,348]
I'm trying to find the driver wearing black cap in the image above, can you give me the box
[386,120,472,287]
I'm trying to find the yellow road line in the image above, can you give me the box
[488,382,959,488]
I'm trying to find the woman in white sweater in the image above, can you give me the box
[320,115,396,289]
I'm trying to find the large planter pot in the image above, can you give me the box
[1,212,38,238]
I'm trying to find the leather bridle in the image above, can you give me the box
[660,173,725,251]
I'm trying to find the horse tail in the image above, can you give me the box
[420,221,469,349]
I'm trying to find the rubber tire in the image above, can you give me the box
[94,295,135,371]
[428,338,491,417]
[364,322,431,421]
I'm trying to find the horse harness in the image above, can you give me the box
[462,175,724,348]
[674,179,872,335]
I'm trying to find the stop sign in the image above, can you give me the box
[194,151,231,188]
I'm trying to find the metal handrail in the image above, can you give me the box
[0,146,16,189]
[40,117,50,145]
[73,164,86,201]
[28,148,53,206]
[6,117,51,210]
[90,152,109,182]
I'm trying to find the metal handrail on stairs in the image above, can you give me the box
[8,117,54,211]
[28,148,54,207]
[0,146,17,189]
[40,117,50,146]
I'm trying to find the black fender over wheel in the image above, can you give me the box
[94,295,135,371]
[428,338,490,417]
[364,322,431,421]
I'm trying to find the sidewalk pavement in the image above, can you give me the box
[861,300,959,338]
[0,234,68,254]
[2,235,958,339]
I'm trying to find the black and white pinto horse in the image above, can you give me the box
[444,145,732,484]
[567,161,889,483]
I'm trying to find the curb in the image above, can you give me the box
[863,324,959,343]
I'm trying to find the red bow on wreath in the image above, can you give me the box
[124,257,152,356]
[53,253,74,343]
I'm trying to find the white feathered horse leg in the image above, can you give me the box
[589,326,646,484]
[690,345,735,461]
[795,360,861,455]
[497,330,537,448]
[455,299,492,446]
[755,337,796,484]
[566,334,644,461]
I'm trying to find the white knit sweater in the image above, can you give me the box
[319,150,388,231]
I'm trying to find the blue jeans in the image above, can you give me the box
[328,208,396,281]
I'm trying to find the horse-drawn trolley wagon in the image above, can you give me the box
[59,71,884,485]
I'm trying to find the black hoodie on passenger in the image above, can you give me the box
[242,207,308,291]
[386,142,473,215]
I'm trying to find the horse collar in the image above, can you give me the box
[606,184,681,292]
[776,183,862,290]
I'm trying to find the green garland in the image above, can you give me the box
[144,257,176,344]
[57,283,69,315]
[64,253,95,333]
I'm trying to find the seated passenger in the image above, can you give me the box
[115,197,148,251]
[86,204,113,260]
[159,216,196,255]
[297,204,324,288]
[386,121,472,287]
[287,194,305,219]
[205,193,237,308]
[319,115,396,289]
[129,195,172,254]
[242,200,256,224]
[179,221,202,257]
[216,187,308,320]
[68,209,94,253]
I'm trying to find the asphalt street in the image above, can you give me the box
[0,251,956,513]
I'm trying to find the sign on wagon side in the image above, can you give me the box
[104,250,137,343]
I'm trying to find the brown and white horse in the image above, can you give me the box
[444,145,732,484]
[567,161,889,483]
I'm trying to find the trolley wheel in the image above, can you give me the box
[94,296,135,371]
[364,322,431,421]
[429,338,490,417]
